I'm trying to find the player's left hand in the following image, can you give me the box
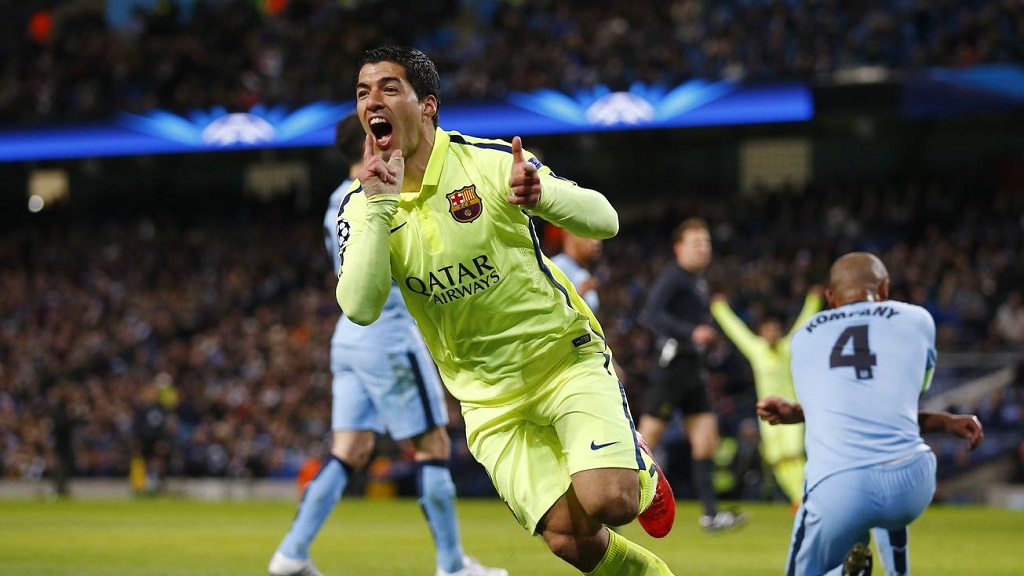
[507,136,542,207]
[946,414,984,450]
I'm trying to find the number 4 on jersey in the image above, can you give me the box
[829,325,877,380]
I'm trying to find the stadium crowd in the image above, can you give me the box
[0,0,1022,123]
[1,179,1021,499]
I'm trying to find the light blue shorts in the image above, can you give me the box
[786,450,936,576]
[331,337,449,440]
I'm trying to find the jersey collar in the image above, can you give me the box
[420,127,449,196]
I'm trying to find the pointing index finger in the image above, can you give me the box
[363,134,375,161]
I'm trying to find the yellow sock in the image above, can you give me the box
[773,457,806,507]
[637,452,656,513]
[585,529,675,576]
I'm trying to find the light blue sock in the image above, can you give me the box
[277,456,349,560]
[418,461,465,573]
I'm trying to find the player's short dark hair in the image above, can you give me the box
[359,46,440,127]
[334,113,364,168]
[673,217,708,243]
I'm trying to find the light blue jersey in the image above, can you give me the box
[325,179,420,352]
[549,253,599,312]
[790,300,935,492]
[787,299,938,576]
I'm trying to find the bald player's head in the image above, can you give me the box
[826,252,890,308]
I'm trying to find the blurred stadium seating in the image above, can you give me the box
[0,0,1021,505]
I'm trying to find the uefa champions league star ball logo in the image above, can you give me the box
[585,92,656,125]
[337,218,352,250]
[201,113,275,145]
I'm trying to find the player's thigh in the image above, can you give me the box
[872,451,936,530]
[362,345,450,441]
[545,354,645,478]
[642,356,693,420]
[789,471,876,575]
[332,353,383,433]
[677,365,712,416]
[462,405,569,534]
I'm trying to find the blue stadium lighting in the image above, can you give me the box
[507,80,741,128]
[903,64,1024,119]
[119,102,354,148]
[0,82,813,162]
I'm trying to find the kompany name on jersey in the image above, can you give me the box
[404,253,502,305]
[803,305,901,333]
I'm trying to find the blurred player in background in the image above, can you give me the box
[710,286,824,509]
[337,46,677,575]
[268,113,506,576]
[757,252,984,576]
[637,218,747,533]
[550,230,602,313]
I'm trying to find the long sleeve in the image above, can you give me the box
[335,194,399,325]
[711,300,760,358]
[530,174,619,239]
[639,268,698,345]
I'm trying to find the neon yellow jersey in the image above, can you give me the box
[335,128,619,406]
[711,293,823,401]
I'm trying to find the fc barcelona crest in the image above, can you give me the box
[447,185,483,223]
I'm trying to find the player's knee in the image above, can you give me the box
[542,530,603,568]
[589,491,640,526]
[410,426,451,460]
[330,436,375,469]
[575,472,640,526]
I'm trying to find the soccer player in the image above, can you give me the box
[757,252,984,576]
[267,114,507,576]
[636,218,747,533]
[336,46,677,575]
[550,230,602,313]
[710,286,824,509]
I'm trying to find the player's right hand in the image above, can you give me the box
[757,396,803,425]
[359,135,403,197]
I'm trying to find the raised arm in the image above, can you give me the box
[335,137,403,325]
[710,295,760,357]
[786,286,825,340]
[507,136,618,239]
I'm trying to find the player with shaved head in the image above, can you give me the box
[757,252,984,576]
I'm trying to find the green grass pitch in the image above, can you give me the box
[0,498,1019,575]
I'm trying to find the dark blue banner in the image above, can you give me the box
[903,64,1024,119]
[0,81,813,163]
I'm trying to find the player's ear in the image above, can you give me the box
[421,95,438,124]
[825,287,837,308]
[878,279,890,302]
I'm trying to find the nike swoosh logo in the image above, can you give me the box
[590,440,619,451]
[389,222,408,233]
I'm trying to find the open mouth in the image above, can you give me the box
[369,117,394,149]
